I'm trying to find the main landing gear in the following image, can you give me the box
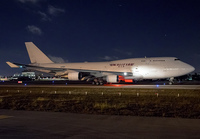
[92,78,104,85]
[169,77,174,85]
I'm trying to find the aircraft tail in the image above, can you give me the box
[25,42,53,64]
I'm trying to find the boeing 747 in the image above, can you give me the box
[7,42,195,85]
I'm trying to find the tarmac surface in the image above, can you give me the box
[1,84,200,89]
[1,109,200,139]
[103,84,200,89]
[1,80,200,89]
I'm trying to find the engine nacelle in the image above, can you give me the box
[106,75,118,83]
[68,72,80,80]
[67,72,91,80]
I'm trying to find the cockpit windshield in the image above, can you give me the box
[174,58,180,61]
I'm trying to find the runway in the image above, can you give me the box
[0,109,200,139]
[1,84,200,89]
[107,84,200,89]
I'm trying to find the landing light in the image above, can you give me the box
[156,85,159,87]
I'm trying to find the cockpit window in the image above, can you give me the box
[174,58,180,61]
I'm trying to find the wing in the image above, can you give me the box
[6,61,132,75]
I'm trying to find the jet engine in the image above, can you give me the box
[66,72,91,80]
[106,75,119,83]
[68,72,80,80]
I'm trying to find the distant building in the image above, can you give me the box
[0,75,9,81]
[21,72,36,79]
[11,72,36,81]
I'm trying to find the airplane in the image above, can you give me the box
[6,42,195,85]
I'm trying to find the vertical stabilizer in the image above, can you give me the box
[25,42,53,64]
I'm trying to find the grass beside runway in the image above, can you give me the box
[0,87,200,119]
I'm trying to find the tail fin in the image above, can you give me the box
[25,42,53,64]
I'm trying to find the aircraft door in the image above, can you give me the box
[132,66,139,74]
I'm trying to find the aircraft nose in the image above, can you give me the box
[187,65,195,73]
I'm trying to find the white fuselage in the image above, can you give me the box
[30,57,194,79]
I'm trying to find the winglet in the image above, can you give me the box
[6,61,19,68]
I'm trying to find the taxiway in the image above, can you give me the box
[1,109,200,138]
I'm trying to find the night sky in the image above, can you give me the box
[1,0,200,76]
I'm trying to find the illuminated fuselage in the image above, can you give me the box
[29,57,194,80]
[7,42,195,83]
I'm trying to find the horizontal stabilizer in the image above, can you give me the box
[6,61,19,68]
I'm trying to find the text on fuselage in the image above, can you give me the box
[110,63,134,67]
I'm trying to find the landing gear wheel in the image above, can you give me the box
[92,78,104,85]
[169,77,174,85]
